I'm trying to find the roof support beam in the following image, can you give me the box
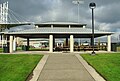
[9,35,13,53]
[49,35,53,52]
[107,35,111,52]
[70,35,74,52]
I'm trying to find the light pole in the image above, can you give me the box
[72,0,84,23]
[89,2,96,55]
[73,0,84,47]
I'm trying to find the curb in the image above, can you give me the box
[75,54,106,81]
[29,55,49,81]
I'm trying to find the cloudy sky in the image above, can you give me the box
[0,0,120,32]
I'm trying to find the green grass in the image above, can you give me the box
[81,53,120,81]
[0,54,43,81]
[0,48,3,52]
[29,48,49,51]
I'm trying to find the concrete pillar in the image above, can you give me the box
[79,38,81,46]
[66,38,68,47]
[27,38,29,51]
[107,35,111,52]
[1,35,4,47]
[51,25,53,28]
[49,35,53,52]
[13,36,17,51]
[16,37,19,45]
[1,34,6,48]
[7,35,9,52]
[70,35,74,52]
[69,25,71,28]
[9,35,13,53]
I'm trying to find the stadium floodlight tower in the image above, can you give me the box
[89,2,96,55]
[72,0,84,23]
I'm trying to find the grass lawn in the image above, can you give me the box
[0,48,3,53]
[0,54,43,81]
[29,48,49,51]
[81,53,120,81]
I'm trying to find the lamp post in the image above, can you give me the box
[73,0,84,47]
[72,0,84,23]
[89,2,96,55]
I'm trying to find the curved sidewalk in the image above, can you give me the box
[37,54,95,81]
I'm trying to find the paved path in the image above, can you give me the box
[37,54,95,81]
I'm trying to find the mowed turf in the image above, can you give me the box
[0,48,3,53]
[81,53,120,81]
[0,54,43,81]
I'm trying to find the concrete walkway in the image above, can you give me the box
[37,54,95,81]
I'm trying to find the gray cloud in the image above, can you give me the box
[95,2,120,23]
[1,0,120,32]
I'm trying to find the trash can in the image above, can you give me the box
[25,46,28,51]
[22,45,24,50]
[22,45,29,51]
[3,46,9,53]
[22,45,26,51]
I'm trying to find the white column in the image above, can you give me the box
[69,25,71,28]
[107,35,111,52]
[51,25,53,28]
[13,36,17,51]
[70,35,74,52]
[1,34,6,48]
[16,37,19,45]
[2,35,5,48]
[49,35,53,52]
[9,35,13,53]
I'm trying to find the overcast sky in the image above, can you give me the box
[1,0,120,32]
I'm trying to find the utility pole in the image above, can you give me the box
[72,0,84,47]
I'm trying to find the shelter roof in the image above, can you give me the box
[5,27,113,35]
[35,21,87,25]
[2,22,114,38]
